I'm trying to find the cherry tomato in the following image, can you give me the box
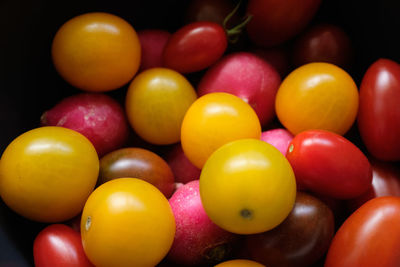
[286,130,372,199]
[325,196,400,267]
[163,22,227,73]
[292,24,353,69]
[125,68,197,145]
[52,12,141,92]
[358,58,400,161]
[215,259,265,267]
[0,126,99,222]
[347,159,400,212]
[246,0,321,47]
[200,139,296,234]
[81,178,175,267]
[245,192,334,267]
[99,147,175,198]
[275,62,359,135]
[181,92,262,169]
[33,224,93,267]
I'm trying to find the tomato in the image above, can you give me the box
[358,58,400,161]
[200,139,296,234]
[215,259,265,267]
[245,192,334,267]
[292,24,353,68]
[125,68,197,145]
[163,21,227,73]
[347,159,400,212]
[81,178,175,267]
[286,130,372,199]
[275,62,359,135]
[246,0,321,47]
[52,12,141,92]
[33,224,93,267]
[0,126,99,222]
[99,147,175,198]
[325,197,400,267]
[181,92,262,169]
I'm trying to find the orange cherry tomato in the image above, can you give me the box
[181,92,261,169]
[215,259,266,267]
[52,12,141,92]
[0,126,99,222]
[275,62,358,135]
[81,178,175,267]
[126,68,197,145]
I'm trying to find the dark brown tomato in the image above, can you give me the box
[99,147,175,198]
[292,24,352,69]
[245,192,334,267]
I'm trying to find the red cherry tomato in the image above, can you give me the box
[246,0,321,47]
[163,21,227,73]
[325,197,400,267]
[347,159,400,212]
[292,24,353,68]
[33,224,93,267]
[286,130,372,199]
[358,58,400,161]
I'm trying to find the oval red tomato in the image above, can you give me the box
[163,21,227,73]
[286,130,372,199]
[33,224,93,267]
[246,0,321,47]
[325,196,400,267]
[358,58,400,161]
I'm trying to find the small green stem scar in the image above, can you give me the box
[288,144,294,153]
[240,208,253,219]
[85,216,91,231]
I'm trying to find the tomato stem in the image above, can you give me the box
[223,0,253,44]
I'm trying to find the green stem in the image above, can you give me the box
[223,0,253,44]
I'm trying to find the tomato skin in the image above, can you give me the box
[163,21,227,73]
[33,224,93,267]
[358,58,400,161]
[246,0,321,47]
[325,197,400,267]
[286,130,372,199]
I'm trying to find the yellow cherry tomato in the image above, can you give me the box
[126,68,197,145]
[181,92,261,169]
[81,178,175,267]
[215,259,266,267]
[0,126,99,222]
[275,62,358,135]
[200,139,296,234]
[52,12,141,92]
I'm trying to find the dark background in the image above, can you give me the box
[1,0,400,266]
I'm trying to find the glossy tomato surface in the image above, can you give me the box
[358,58,400,161]
[245,192,334,267]
[52,12,141,92]
[0,126,99,222]
[200,139,296,234]
[33,224,93,267]
[215,259,265,267]
[81,178,175,267]
[98,147,175,198]
[275,62,359,135]
[246,0,321,47]
[181,92,261,169]
[163,21,227,73]
[325,197,400,267]
[125,68,197,145]
[293,24,352,68]
[286,130,372,199]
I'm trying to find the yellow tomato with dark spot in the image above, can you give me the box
[215,259,266,267]
[200,139,296,235]
[81,178,175,267]
[275,62,358,135]
[52,12,141,92]
[181,92,261,169]
[0,126,99,222]
[126,68,197,145]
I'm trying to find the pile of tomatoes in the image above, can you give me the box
[1,0,400,266]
